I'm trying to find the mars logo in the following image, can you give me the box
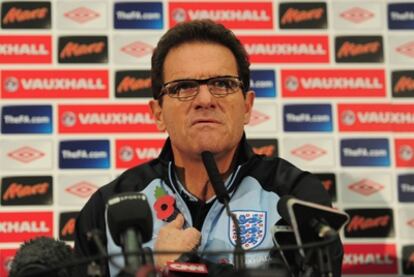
[59,212,78,241]
[340,7,374,24]
[64,7,100,24]
[248,139,278,158]
[58,36,108,63]
[1,1,51,29]
[7,146,44,163]
[116,139,165,169]
[65,181,97,198]
[345,208,394,238]
[402,245,414,274]
[121,41,153,58]
[0,212,53,242]
[348,179,384,196]
[335,36,383,63]
[392,70,414,97]
[291,144,326,161]
[279,2,327,29]
[315,173,337,202]
[115,70,152,98]
[343,244,397,274]
[1,176,53,206]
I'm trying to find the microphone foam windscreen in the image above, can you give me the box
[106,192,153,246]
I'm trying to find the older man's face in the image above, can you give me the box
[150,42,254,161]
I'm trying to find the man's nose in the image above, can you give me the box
[193,84,215,106]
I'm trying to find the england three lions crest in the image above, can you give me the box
[229,211,267,250]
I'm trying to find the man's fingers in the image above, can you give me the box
[168,213,184,229]
[183,227,201,246]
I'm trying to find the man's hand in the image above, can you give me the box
[154,213,201,267]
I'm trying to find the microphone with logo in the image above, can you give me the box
[201,151,245,271]
[276,195,349,277]
[106,192,154,276]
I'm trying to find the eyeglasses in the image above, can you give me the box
[159,75,244,101]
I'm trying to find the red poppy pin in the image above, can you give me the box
[153,186,177,222]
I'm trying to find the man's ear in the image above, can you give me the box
[243,90,255,125]
[149,99,166,131]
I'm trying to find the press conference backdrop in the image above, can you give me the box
[0,0,413,276]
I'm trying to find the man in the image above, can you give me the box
[74,19,342,276]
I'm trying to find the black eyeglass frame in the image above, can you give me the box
[158,75,244,101]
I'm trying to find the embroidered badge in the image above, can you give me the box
[229,211,266,250]
[153,186,177,222]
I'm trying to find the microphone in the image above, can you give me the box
[201,151,245,271]
[106,192,153,275]
[9,236,73,277]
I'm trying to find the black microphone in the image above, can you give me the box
[106,192,153,275]
[201,151,245,271]
[9,236,73,277]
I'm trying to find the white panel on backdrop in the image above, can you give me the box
[57,1,108,30]
[399,207,414,240]
[0,140,53,170]
[388,35,414,65]
[340,172,393,204]
[58,174,111,206]
[281,137,335,169]
[332,2,383,30]
[113,34,161,65]
[244,102,277,135]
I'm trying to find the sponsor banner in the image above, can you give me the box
[244,103,277,134]
[116,139,165,169]
[58,174,110,206]
[0,140,53,170]
[1,69,109,99]
[389,35,414,64]
[338,103,414,132]
[0,249,17,277]
[332,3,382,30]
[238,35,329,63]
[283,104,332,132]
[57,2,107,29]
[342,244,397,274]
[113,34,159,65]
[59,211,79,241]
[0,211,53,243]
[279,2,327,29]
[340,172,392,204]
[392,70,414,98]
[115,70,152,98]
[344,208,394,238]
[1,1,51,29]
[335,35,384,63]
[395,138,414,167]
[281,69,385,98]
[399,208,414,239]
[1,105,52,134]
[168,2,273,29]
[247,138,278,158]
[388,3,414,30]
[1,176,53,206]
[114,2,163,29]
[398,174,414,202]
[58,104,158,133]
[402,245,414,274]
[250,69,276,97]
[59,140,110,169]
[58,36,108,63]
[0,35,51,63]
[314,173,337,202]
[282,138,335,168]
[340,138,390,167]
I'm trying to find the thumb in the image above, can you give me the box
[168,213,184,229]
